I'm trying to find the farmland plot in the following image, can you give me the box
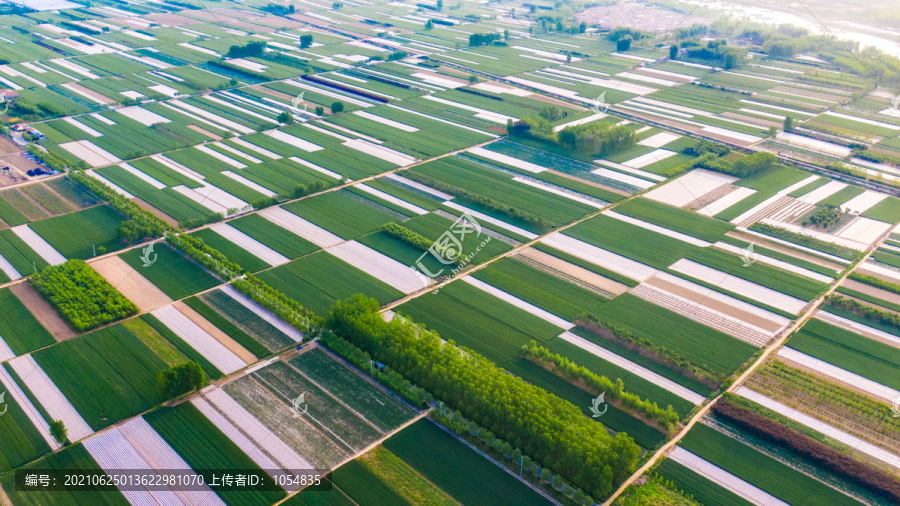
[199,287,301,352]
[28,205,128,260]
[31,322,169,430]
[252,360,383,452]
[119,243,220,299]
[223,375,348,468]
[152,305,250,375]
[384,419,553,506]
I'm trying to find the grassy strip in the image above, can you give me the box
[183,296,270,359]
[0,378,51,471]
[612,474,703,506]
[835,286,900,313]
[328,460,411,505]
[228,213,319,259]
[119,242,220,300]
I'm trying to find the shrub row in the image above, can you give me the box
[848,272,900,295]
[231,275,318,336]
[301,74,389,103]
[318,330,432,406]
[825,294,900,331]
[749,222,860,260]
[69,171,171,239]
[522,341,680,429]
[576,317,720,388]
[165,232,243,281]
[31,260,139,332]
[712,399,900,503]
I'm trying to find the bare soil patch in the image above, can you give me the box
[89,255,173,312]
[9,282,76,341]
[186,125,222,141]
[516,247,629,297]
[840,278,900,307]
[546,169,629,196]
[63,82,114,105]
[644,274,784,333]
[173,301,256,364]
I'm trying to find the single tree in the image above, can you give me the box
[425,19,433,30]
[724,52,737,69]
[669,43,678,59]
[566,51,572,63]
[300,34,313,49]
[784,115,793,132]
[277,111,295,124]
[616,36,632,52]
[315,106,324,116]
[157,361,207,400]
[331,101,345,113]
[436,0,442,10]
[504,29,509,40]
[468,74,478,83]
[50,420,67,445]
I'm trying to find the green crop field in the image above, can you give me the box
[680,424,859,505]
[357,446,457,505]
[1,443,127,506]
[587,294,757,377]
[789,319,900,390]
[145,403,287,506]
[0,387,51,472]
[199,289,296,352]
[472,257,609,321]
[120,243,220,300]
[228,214,319,259]
[257,252,403,315]
[290,348,415,432]
[282,192,400,240]
[32,322,169,430]
[0,288,55,355]
[398,281,562,366]
[29,205,128,260]
[384,419,553,506]
[687,247,826,301]
[614,198,734,242]
[140,314,224,380]
[565,215,699,270]
[0,229,48,276]
[191,228,271,273]
[655,458,753,506]
[327,460,410,505]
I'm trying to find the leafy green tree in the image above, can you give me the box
[277,111,295,124]
[784,115,793,132]
[616,36,632,51]
[724,52,737,69]
[425,19,433,30]
[330,101,344,113]
[436,0,442,10]
[50,420,67,445]
[315,106,324,116]
[300,34,313,48]
[669,43,678,59]
[157,361,208,400]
